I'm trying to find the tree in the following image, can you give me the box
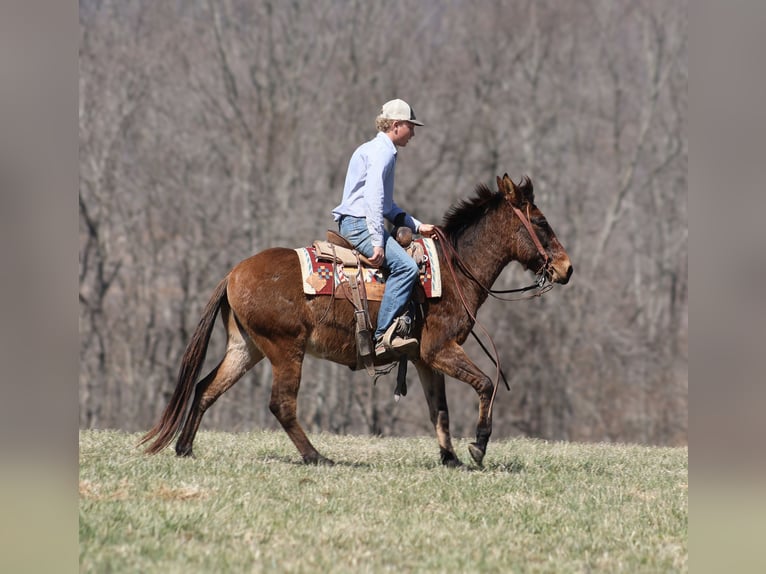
[79,0,687,446]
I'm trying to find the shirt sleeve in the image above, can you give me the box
[362,148,389,247]
[385,202,422,233]
[388,201,423,233]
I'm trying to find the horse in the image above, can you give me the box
[139,174,573,467]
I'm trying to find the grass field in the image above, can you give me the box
[79,430,687,573]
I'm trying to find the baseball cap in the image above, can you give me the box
[379,99,424,126]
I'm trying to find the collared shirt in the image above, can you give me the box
[332,132,421,247]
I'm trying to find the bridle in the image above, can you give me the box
[510,203,552,284]
[431,198,554,419]
[432,200,553,302]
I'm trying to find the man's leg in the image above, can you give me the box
[374,234,419,343]
[338,216,419,355]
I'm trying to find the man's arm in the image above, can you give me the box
[392,211,435,237]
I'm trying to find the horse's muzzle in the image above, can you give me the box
[549,260,573,285]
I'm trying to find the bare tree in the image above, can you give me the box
[79,0,687,446]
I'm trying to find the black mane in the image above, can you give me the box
[441,184,504,239]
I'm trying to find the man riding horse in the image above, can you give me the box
[332,99,436,359]
[139,100,574,467]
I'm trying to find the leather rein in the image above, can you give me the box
[431,199,554,417]
[436,204,553,302]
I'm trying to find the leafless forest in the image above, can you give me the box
[79,0,687,446]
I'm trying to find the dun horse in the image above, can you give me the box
[140,174,573,467]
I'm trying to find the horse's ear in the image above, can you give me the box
[496,175,504,192]
[520,175,535,204]
[502,173,522,206]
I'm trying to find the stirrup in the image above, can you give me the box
[382,315,412,345]
[380,316,418,358]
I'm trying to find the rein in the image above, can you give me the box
[432,201,553,301]
[438,204,553,301]
[431,202,553,417]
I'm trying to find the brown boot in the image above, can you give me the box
[374,335,418,358]
[387,336,418,355]
[376,317,419,358]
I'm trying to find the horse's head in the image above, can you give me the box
[497,173,573,285]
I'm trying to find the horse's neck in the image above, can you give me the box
[449,219,516,305]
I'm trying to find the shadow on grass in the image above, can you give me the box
[483,456,526,474]
[255,454,500,471]
[156,449,525,474]
[257,454,374,469]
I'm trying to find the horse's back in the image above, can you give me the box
[230,247,301,283]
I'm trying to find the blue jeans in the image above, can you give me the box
[339,216,419,340]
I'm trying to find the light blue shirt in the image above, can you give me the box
[332,132,421,247]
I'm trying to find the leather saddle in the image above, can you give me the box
[315,229,425,377]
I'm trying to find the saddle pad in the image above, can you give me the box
[294,237,441,300]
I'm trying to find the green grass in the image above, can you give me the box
[80,430,687,573]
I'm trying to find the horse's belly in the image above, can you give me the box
[305,324,358,367]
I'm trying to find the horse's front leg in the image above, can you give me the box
[413,361,462,467]
[426,341,494,467]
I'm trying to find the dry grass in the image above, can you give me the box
[80,429,687,573]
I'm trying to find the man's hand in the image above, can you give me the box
[369,246,385,267]
[418,223,436,238]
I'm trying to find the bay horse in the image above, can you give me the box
[139,174,573,467]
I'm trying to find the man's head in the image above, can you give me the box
[376,99,423,147]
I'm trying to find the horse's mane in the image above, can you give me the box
[441,184,504,240]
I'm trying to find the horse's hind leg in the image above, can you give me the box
[175,309,263,457]
[267,351,333,465]
[414,361,462,467]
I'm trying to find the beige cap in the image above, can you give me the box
[379,99,424,126]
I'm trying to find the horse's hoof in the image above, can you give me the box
[468,443,485,467]
[304,454,335,466]
[176,446,194,458]
[440,449,464,468]
[443,457,464,468]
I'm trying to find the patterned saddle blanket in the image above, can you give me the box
[294,237,442,301]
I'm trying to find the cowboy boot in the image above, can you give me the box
[375,315,418,358]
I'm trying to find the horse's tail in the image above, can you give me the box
[138,275,230,454]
